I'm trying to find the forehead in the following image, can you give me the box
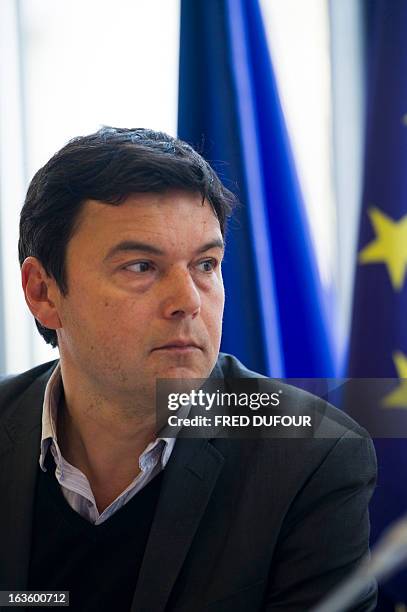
[69,190,223,256]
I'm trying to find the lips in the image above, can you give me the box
[153,340,202,351]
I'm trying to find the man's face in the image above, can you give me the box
[55,190,225,403]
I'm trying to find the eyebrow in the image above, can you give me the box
[104,238,225,261]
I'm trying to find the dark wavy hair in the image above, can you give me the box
[18,126,236,347]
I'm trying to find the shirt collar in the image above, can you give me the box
[39,361,175,472]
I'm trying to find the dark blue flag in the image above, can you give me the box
[177,0,335,377]
[347,1,407,608]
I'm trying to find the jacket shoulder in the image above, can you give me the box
[0,360,58,421]
[215,352,265,378]
[215,352,370,440]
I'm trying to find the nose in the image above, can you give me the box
[161,267,201,320]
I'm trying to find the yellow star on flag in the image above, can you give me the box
[359,207,407,290]
[382,351,407,408]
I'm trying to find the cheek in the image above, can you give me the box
[59,292,140,347]
[204,286,225,331]
[212,280,225,313]
[95,298,152,339]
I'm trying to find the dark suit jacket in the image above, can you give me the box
[0,353,377,611]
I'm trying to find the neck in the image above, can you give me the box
[56,366,157,508]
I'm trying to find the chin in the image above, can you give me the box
[156,365,207,380]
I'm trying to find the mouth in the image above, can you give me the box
[152,340,203,353]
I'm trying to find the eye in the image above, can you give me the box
[196,258,218,273]
[125,261,154,273]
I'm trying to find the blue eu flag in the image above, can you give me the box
[178,0,335,378]
[347,1,407,608]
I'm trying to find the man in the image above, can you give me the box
[0,127,376,611]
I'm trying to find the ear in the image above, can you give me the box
[21,257,62,330]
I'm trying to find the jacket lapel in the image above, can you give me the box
[0,366,55,589]
[131,437,225,612]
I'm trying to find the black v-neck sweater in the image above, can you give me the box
[27,457,164,612]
